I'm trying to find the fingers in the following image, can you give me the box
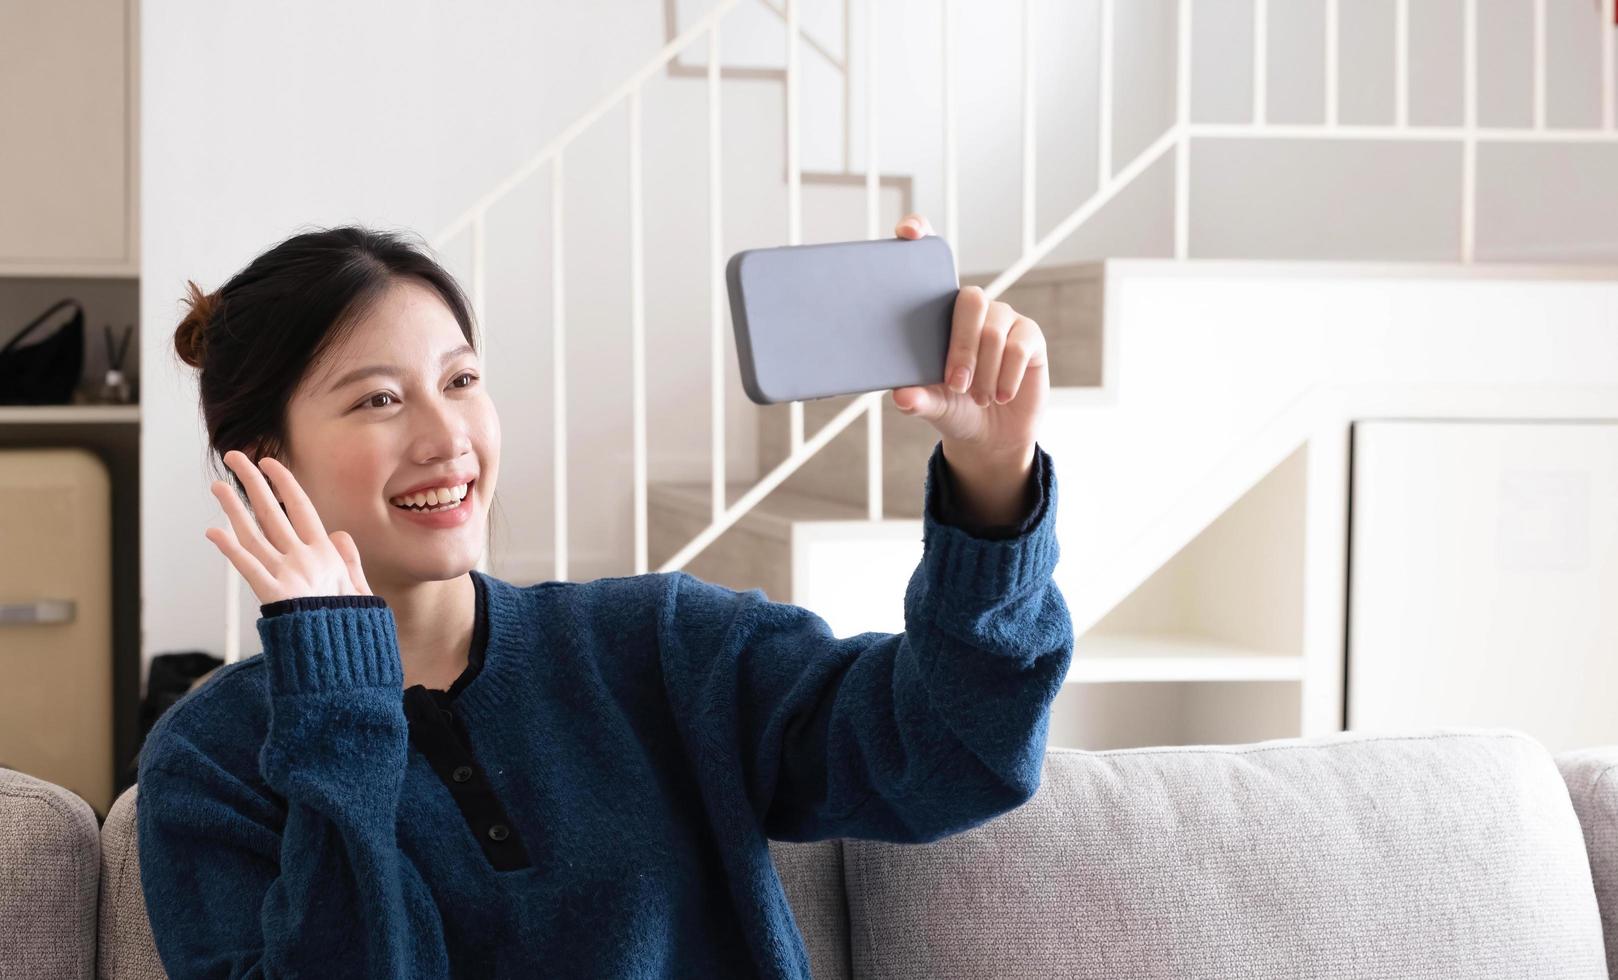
[890,383,950,420]
[257,456,329,546]
[895,213,934,239]
[203,525,278,601]
[210,478,279,570]
[222,450,299,553]
[967,300,1019,408]
[946,286,987,394]
[994,316,1046,404]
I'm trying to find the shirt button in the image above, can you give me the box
[451,765,473,783]
[487,824,510,842]
[439,708,454,725]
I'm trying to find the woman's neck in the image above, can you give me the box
[370,571,475,689]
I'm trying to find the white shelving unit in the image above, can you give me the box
[1048,442,1311,749]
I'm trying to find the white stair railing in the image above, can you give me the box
[428,0,745,582]
[429,0,1618,585]
[221,0,1618,658]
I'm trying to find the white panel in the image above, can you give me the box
[0,0,131,265]
[1348,420,1618,753]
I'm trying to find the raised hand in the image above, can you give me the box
[204,450,373,605]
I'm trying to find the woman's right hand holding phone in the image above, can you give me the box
[204,449,372,605]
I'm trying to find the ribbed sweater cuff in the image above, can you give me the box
[256,597,403,695]
[920,441,1060,602]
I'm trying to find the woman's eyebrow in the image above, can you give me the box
[324,343,476,395]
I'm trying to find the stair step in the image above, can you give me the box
[651,480,870,536]
[756,396,938,519]
[648,479,871,602]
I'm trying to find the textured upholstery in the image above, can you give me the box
[843,728,1610,979]
[98,786,163,980]
[0,767,100,980]
[12,730,1618,978]
[1556,746,1618,980]
[768,839,852,980]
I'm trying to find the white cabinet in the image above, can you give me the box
[1347,420,1618,753]
[0,0,138,275]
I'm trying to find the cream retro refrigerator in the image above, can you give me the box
[0,447,113,814]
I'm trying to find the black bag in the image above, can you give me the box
[0,299,85,405]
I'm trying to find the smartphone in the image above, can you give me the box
[725,234,958,405]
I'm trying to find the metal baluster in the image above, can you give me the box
[552,156,569,579]
[709,25,726,523]
[867,0,882,521]
[629,89,648,575]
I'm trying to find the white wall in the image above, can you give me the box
[141,0,1618,675]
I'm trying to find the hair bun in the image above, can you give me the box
[174,279,219,369]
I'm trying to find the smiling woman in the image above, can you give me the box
[138,220,1073,980]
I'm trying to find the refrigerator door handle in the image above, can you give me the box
[0,599,76,625]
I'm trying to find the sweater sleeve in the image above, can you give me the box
[658,440,1074,845]
[136,597,451,979]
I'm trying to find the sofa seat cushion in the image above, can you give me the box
[843,729,1608,980]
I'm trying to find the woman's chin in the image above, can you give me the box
[371,524,485,581]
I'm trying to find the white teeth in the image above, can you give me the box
[389,482,470,509]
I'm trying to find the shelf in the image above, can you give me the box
[1067,632,1305,683]
[0,404,139,425]
[0,265,139,280]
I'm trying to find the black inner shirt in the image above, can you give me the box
[401,571,532,871]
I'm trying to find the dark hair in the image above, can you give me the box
[174,225,479,486]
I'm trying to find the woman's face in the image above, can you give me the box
[281,278,499,590]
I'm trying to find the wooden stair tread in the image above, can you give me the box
[649,480,871,540]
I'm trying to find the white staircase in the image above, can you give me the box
[425,0,1618,751]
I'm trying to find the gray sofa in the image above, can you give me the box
[4,727,1615,978]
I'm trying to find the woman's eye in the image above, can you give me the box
[355,374,474,411]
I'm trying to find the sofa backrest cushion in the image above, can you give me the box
[1556,746,1618,980]
[99,785,164,979]
[842,729,1609,979]
[0,766,101,980]
[768,839,852,980]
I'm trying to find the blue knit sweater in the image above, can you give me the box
[136,442,1074,978]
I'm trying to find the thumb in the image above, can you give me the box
[890,384,949,420]
[329,530,372,596]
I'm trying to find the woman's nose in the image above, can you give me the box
[413,399,473,462]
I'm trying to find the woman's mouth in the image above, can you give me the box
[388,478,475,528]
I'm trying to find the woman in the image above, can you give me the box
[136,214,1073,978]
